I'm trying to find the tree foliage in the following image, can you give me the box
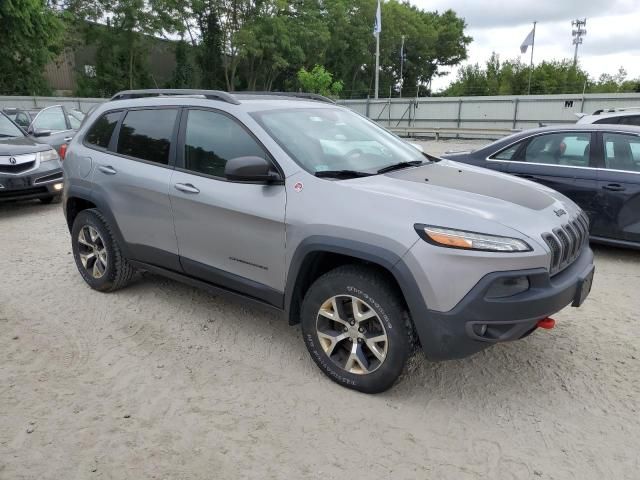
[443,53,640,96]
[0,0,64,95]
[297,65,343,97]
[68,0,472,97]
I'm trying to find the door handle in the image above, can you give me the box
[174,183,200,194]
[98,165,117,175]
[602,183,625,192]
[64,137,73,142]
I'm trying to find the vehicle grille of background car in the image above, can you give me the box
[542,212,590,275]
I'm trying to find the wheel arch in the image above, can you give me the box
[284,236,427,327]
[64,186,131,258]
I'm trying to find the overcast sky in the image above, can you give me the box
[408,0,640,91]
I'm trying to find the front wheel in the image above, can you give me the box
[301,265,413,394]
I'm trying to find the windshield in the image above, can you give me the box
[0,114,24,138]
[252,107,423,174]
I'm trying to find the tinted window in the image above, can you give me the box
[117,109,178,165]
[33,106,67,131]
[86,111,121,149]
[602,133,640,172]
[493,143,520,160]
[594,117,620,125]
[523,133,591,167]
[617,115,640,127]
[184,109,267,177]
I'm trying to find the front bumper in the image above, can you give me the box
[0,167,64,202]
[413,246,595,361]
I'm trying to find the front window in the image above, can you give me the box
[252,107,423,174]
[0,114,24,138]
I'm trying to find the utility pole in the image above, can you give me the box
[572,18,587,67]
[399,35,405,98]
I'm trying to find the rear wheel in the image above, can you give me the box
[71,209,134,292]
[301,265,412,394]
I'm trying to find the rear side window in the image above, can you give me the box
[523,133,591,167]
[85,111,121,149]
[117,109,178,165]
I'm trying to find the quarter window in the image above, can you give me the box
[617,115,640,127]
[523,133,591,167]
[493,144,520,160]
[183,109,267,178]
[85,111,121,149]
[33,106,67,131]
[117,109,178,165]
[602,133,640,172]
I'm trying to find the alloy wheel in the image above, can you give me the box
[77,226,108,279]
[316,295,388,375]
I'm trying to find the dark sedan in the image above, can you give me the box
[442,124,640,248]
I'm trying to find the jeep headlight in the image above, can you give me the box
[37,149,59,162]
[415,225,532,252]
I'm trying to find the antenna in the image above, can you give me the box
[571,18,587,66]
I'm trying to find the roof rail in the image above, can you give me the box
[110,89,241,105]
[236,91,336,104]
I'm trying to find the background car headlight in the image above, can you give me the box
[37,149,60,162]
[414,225,532,252]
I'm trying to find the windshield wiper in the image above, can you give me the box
[315,170,373,179]
[376,160,425,174]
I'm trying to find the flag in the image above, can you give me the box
[520,28,535,53]
[373,0,382,36]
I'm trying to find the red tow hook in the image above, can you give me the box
[537,317,556,330]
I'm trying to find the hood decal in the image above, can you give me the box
[388,162,554,211]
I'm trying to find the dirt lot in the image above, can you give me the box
[1,140,639,480]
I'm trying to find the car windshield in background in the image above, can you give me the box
[252,107,424,174]
[0,114,24,138]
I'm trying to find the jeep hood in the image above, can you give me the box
[343,160,580,243]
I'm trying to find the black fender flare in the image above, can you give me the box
[64,185,132,259]
[284,236,429,328]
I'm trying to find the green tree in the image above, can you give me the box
[297,65,343,96]
[0,0,64,95]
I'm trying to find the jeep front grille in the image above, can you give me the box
[542,212,590,275]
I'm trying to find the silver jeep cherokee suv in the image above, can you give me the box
[62,89,595,393]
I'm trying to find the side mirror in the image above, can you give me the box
[409,142,424,153]
[32,129,52,138]
[224,156,282,183]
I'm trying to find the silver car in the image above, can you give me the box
[62,89,595,393]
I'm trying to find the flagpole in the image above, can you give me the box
[399,34,405,98]
[527,21,537,95]
[375,32,380,99]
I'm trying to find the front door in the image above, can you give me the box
[595,132,640,243]
[169,108,287,306]
[505,131,599,222]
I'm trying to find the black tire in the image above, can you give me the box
[71,209,134,292]
[39,195,59,204]
[301,265,413,394]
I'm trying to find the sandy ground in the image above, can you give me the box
[1,139,640,479]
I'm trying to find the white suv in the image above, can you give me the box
[576,108,640,126]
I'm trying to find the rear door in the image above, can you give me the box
[169,108,287,304]
[89,107,182,270]
[594,131,640,243]
[504,131,599,220]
